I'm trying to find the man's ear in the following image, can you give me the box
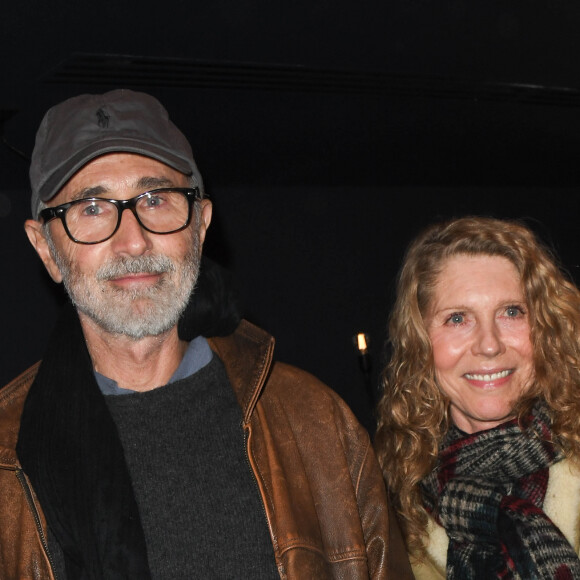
[198,199,213,246]
[24,220,64,283]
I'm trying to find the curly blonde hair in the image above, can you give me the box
[374,216,580,557]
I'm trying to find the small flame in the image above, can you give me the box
[357,333,368,352]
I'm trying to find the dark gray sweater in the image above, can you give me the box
[49,355,278,579]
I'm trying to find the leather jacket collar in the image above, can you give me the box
[208,320,275,424]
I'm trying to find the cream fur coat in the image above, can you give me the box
[412,459,580,579]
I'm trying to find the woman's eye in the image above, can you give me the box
[506,306,523,317]
[448,313,464,324]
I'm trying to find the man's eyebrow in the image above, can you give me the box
[71,186,108,201]
[69,177,176,201]
[136,176,175,190]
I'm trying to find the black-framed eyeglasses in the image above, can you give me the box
[39,187,202,245]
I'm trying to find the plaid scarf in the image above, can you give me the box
[421,404,580,580]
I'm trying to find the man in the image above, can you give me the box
[0,89,411,579]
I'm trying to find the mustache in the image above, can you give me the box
[96,255,176,281]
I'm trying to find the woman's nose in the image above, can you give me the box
[472,320,505,357]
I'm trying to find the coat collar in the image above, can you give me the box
[0,318,275,459]
[416,458,580,577]
[0,363,40,464]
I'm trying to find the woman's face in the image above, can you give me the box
[426,254,534,433]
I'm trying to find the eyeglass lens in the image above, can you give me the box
[65,190,190,243]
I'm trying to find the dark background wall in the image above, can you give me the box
[4,186,579,432]
[2,1,580,431]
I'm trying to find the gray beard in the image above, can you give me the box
[47,234,200,340]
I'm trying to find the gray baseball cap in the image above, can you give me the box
[30,89,203,218]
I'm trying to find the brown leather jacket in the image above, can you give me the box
[0,320,412,579]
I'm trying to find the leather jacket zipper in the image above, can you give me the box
[242,423,283,577]
[243,424,271,526]
[15,467,59,580]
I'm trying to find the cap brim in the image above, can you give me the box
[39,138,195,203]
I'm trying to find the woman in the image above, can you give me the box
[375,216,580,579]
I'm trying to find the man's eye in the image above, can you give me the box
[82,203,103,216]
[144,195,164,208]
[506,306,523,317]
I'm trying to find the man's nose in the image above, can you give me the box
[109,208,151,256]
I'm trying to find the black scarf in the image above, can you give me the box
[16,302,152,579]
[16,257,242,578]
[421,404,580,580]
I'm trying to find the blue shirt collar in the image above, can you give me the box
[95,335,213,396]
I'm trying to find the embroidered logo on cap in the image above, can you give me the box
[96,108,110,128]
